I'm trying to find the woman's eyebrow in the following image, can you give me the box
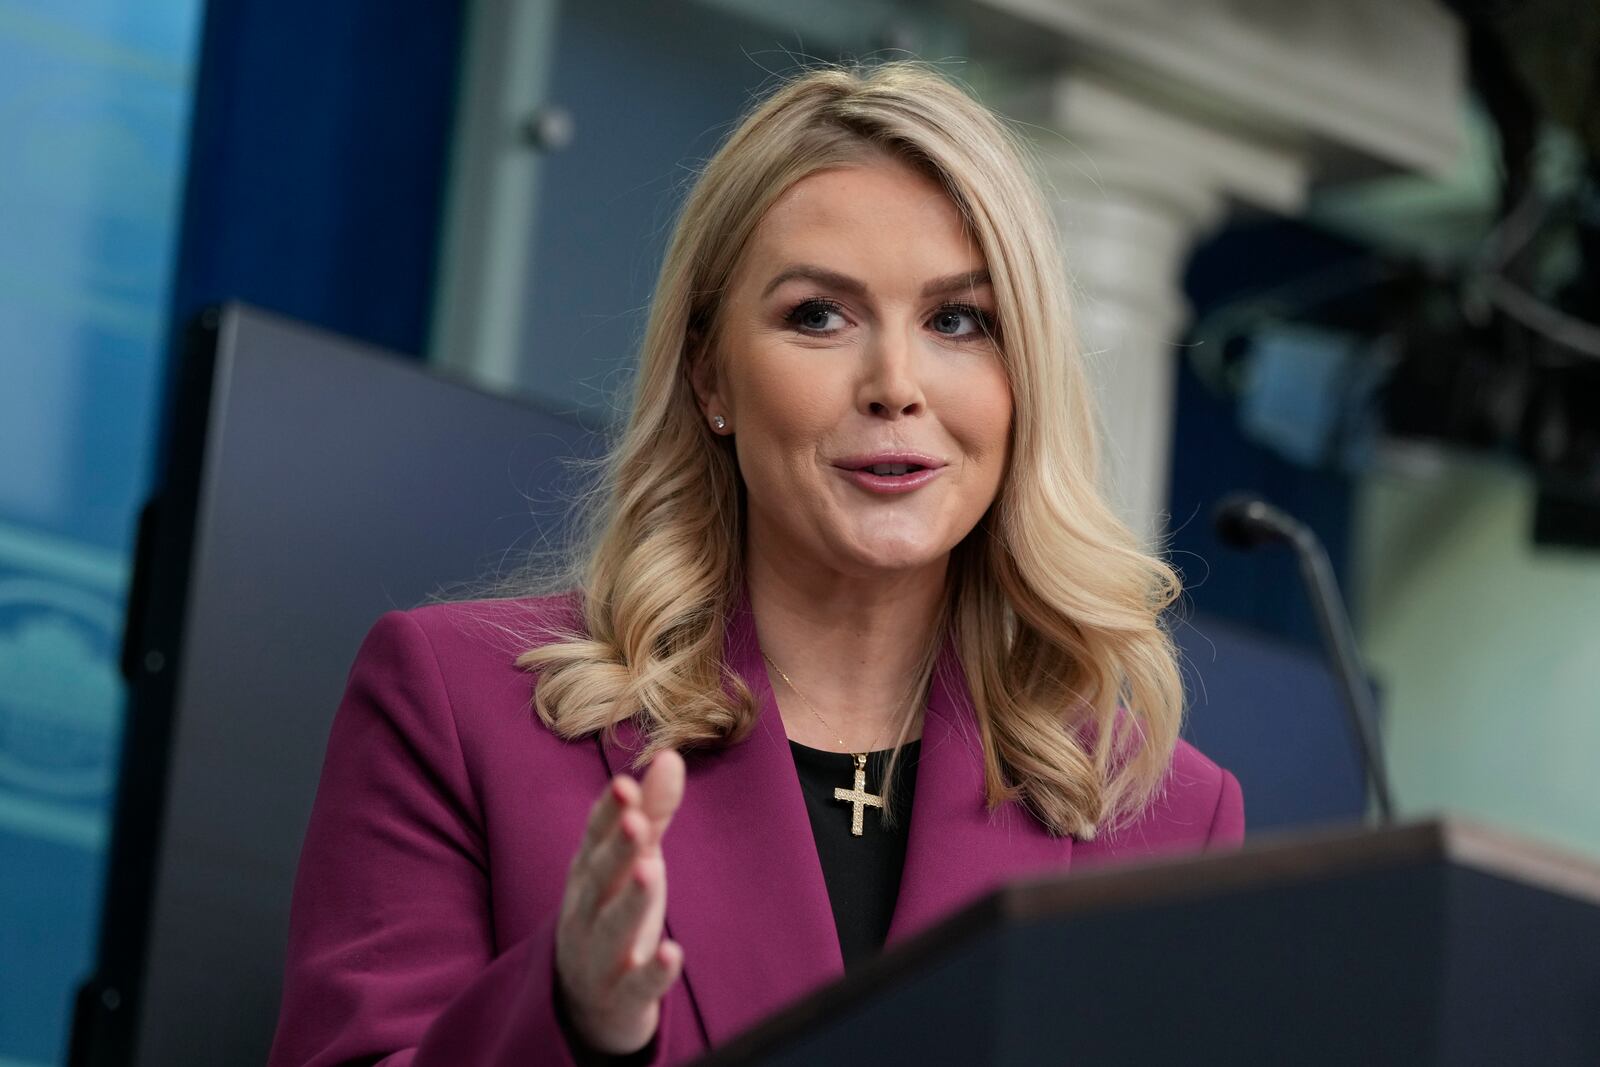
[920,269,992,296]
[761,264,992,299]
[761,265,865,298]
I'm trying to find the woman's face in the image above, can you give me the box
[696,156,1013,582]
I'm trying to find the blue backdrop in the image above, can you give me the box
[0,3,202,1064]
[0,2,462,1062]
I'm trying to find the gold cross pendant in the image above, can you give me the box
[833,752,886,836]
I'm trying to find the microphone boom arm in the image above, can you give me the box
[1288,526,1396,823]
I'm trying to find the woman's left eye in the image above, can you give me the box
[929,303,995,339]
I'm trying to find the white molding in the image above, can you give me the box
[972,0,1465,177]
[1036,73,1309,215]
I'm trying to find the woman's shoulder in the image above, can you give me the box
[1074,737,1245,867]
[346,591,587,709]
[337,591,593,756]
[400,589,587,657]
[1162,737,1239,826]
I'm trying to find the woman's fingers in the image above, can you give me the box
[626,839,669,968]
[564,752,683,934]
[579,774,638,856]
[615,938,683,1004]
[591,855,664,974]
[564,776,640,922]
[592,751,684,979]
[575,808,650,920]
[554,759,685,1056]
[640,750,685,834]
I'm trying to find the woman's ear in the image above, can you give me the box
[685,329,727,425]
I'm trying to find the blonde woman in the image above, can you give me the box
[269,60,1243,1066]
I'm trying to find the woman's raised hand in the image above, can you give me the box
[555,749,687,1056]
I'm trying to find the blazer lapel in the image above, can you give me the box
[597,601,1076,1043]
[598,597,842,1047]
[884,642,1075,948]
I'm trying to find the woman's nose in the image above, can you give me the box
[858,324,925,418]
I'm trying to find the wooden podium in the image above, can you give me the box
[701,820,1600,1065]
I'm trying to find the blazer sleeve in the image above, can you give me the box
[267,610,675,1066]
[1204,768,1246,849]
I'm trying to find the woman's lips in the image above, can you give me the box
[835,465,944,495]
[833,451,943,471]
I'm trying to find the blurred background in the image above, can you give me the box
[2,1,1597,1064]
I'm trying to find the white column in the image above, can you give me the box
[1016,75,1309,542]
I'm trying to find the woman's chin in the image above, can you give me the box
[828,534,954,577]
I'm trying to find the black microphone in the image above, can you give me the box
[1213,493,1396,823]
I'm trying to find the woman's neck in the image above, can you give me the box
[745,546,946,751]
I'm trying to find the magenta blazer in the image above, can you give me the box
[268,592,1244,1066]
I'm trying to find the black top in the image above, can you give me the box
[788,738,922,971]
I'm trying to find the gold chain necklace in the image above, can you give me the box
[762,651,911,837]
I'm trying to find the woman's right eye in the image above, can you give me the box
[785,298,846,335]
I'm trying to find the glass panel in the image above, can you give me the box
[0,2,203,1063]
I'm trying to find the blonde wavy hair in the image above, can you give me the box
[517,59,1183,840]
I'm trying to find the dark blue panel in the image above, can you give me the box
[1167,351,1357,651]
[1176,612,1369,831]
[1170,219,1368,650]
[169,0,464,361]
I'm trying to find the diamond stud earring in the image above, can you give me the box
[712,415,727,431]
